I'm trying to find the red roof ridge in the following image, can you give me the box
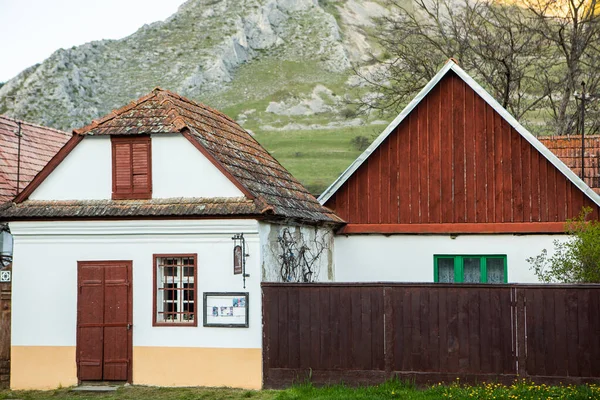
[0,115,70,137]
[156,95,189,132]
[156,88,239,126]
[74,91,161,135]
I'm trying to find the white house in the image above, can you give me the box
[0,89,341,390]
[319,61,600,284]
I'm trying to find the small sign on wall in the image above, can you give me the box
[203,292,249,328]
[233,245,243,275]
[0,271,10,282]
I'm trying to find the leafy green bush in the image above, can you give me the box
[527,207,600,283]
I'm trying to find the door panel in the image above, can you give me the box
[103,326,129,380]
[77,261,132,382]
[103,264,129,381]
[78,327,103,380]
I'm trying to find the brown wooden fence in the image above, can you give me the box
[0,266,10,388]
[262,283,600,388]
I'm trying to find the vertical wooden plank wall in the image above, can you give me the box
[262,283,600,388]
[325,72,600,225]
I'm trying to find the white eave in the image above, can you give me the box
[318,60,600,208]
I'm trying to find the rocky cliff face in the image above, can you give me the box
[0,0,391,193]
[0,0,385,130]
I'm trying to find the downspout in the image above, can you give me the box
[581,81,585,181]
[15,121,22,195]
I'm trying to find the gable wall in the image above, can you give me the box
[28,134,244,201]
[325,72,600,226]
[29,136,111,200]
[152,135,244,198]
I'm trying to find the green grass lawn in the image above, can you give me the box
[254,124,384,195]
[2,380,598,400]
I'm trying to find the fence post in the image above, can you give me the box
[516,287,527,377]
[384,286,393,377]
[262,284,269,388]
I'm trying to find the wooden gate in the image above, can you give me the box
[262,283,600,388]
[77,261,132,382]
[0,264,10,389]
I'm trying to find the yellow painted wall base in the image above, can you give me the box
[133,347,262,389]
[11,346,78,390]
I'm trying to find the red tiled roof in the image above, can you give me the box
[6,90,341,224]
[0,116,70,204]
[539,135,600,194]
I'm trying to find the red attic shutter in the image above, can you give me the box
[112,136,152,199]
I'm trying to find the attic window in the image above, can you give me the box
[111,136,152,199]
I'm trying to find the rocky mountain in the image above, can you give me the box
[0,0,393,192]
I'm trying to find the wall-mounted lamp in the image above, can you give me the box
[0,230,12,269]
[0,254,11,269]
[232,233,250,288]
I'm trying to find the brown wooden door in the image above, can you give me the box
[77,261,132,382]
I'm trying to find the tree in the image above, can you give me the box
[527,207,600,283]
[523,0,600,135]
[359,0,600,135]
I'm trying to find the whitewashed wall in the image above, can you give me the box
[152,135,243,198]
[10,219,262,348]
[259,222,334,282]
[29,134,244,201]
[334,234,569,283]
[30,136,111,200]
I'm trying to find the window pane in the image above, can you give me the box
[437,258,454,283]
[183,266,194,277]
[183,303,195,313]
[463,258,481,283]
[487,258,505,283]
[164,283,178,300]
[183,283,194,301]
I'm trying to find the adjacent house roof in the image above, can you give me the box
[540,135,600,194]
[5,89,341,224]
[0,115,70,204]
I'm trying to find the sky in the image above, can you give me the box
[0,0,188,82]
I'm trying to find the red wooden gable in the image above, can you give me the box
[324,71,600,234]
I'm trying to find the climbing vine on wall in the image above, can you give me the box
[276,227,329,283]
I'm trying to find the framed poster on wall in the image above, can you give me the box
[203,292,249,327]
